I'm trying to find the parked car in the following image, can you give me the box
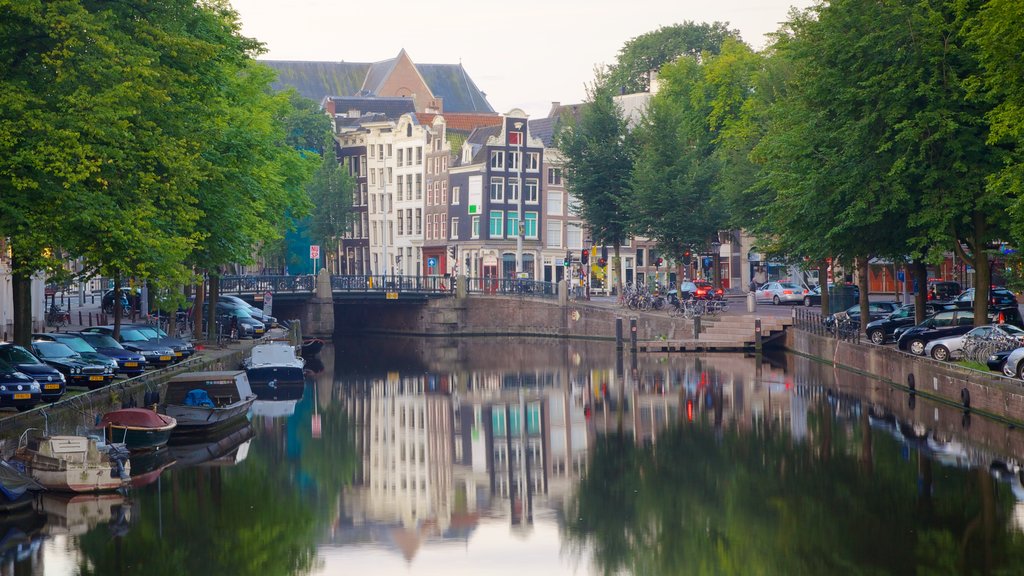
[897,308,1024,355]
[219,295,281,328]
[924,324,1024,361]
[865,302,946,345]
[1000,347,1024,379]
[30,340,115,390]
[824,301,901,330]
[945,287,1018,310]
[0,343,66,402]
[0,359,42,412]
[927,281,961,302]
[101,287,142,313]
[692,281,724,301]
[802,283,861,307]
[755,282,809,305]
[72,331,147,376]
[987,349,1012,372]
[189,302,265,338]
[80,326,177,368]
[124,324,195,361]
[32,332,119,375]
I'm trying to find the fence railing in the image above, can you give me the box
[793,307,861,344]
[217,275,558,299]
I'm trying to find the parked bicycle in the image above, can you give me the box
[45,303,70,328]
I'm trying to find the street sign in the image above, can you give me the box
[262,291,273,317]
[427,257,437,268]
[386,292,398,300]
[309,245,320,259]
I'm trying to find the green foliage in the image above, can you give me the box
[603,21,743,94]
[307,139,355,252]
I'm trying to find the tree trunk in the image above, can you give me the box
[10,258,33,347]
[820,260,830,314]
[857,256,869,335]
[192,273,206,341]
[613,243,622,296]
[112,274,123,340]
[206,271,221,342]
[913,261,928,324]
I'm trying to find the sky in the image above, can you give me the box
[228,0,815,119]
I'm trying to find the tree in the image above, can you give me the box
[307,139,355,257]
[555,87,635,294]
[603,21,742,94]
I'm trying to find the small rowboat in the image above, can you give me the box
[99,408,177,452]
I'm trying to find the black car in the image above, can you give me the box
[0,359,42,412]
[80,326,177,368]
[0,343,66,402]
[823,302,901,330]
[33,332,119,374]
[865,302,946,345]
[987,349,1013,372]
[219,295,281,328]
[190,302,265,338]
[125,324,195,361]
[30,340,115,390]
[927,281,962,301]
[101,287,142,313]
[802,283,861,307]
[897,308,1024,355]
[945,287,1018,310]
[73,332,147,376]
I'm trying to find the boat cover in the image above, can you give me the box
[100,408,175,428]
[184,389,215,407]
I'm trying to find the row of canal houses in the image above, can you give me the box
[265,50,651,287]
[265,50,749,288]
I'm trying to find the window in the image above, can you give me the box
[507,178,520,202]
[547,167,562,185]
[416,147,422,164]
[452,185,460,205]
[415,209,421,235]
[360,155,367,177]
[406,209,413,235]
[508,131,522,146]
[378,144,384,158]
[441,215,447,240]
[386,144,392,157]
[545,220,562,248]
[489,210,503,238]
[415,174,422,200]
[442,181,448,204]
[471,215,480,239]
[546,191,563,215]
[524,212,538,239]
[397,176,404,200]
[567,223,583,249]
[369,145,375,158]
[490,177,504,202]
[506,211,519,238]
[426,214,433,240]
[527,152,540,171]
[370,170,376,186]
[525,179,539,203]
[397,149,404,166]
[398,214,404,235]
[490,150,505,170]
[451,217,459,239]
[508,151,521,171]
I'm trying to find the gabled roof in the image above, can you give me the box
[262,51,495,114]
[453,124,502,167]
[262,61,369,102]
[415,113,503,134]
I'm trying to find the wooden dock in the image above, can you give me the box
[635,313,793,352]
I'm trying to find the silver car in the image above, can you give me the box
[755,282,808,305]
[1003,346,1024,378]
[925,324,1024,362]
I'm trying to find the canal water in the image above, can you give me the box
[7,336,1024,575]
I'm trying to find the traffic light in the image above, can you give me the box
[598,258,607,267]
[655,257,663,268]
[581,250,589,265]
[448,245,456,258]
[564,251,571,267]
[683,250,692,265]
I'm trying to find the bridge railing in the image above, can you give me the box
[217,274,558,299]
[466,276,558,299]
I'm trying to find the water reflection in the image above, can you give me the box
[3,337,1024,575]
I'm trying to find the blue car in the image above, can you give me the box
[0,343,64,403]
[0,359,41,412]
[73,332,147,376]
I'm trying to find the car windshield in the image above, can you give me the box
[0,346,42,365]
[227,308,253,318]
[80,333,123,349]
[34,341,78,360]
[119,329,149,342]
[780,283,802,290]
[1001,325,1024,336]
[53,337,95,353]
[134,326,161,339]
[0,359,18,375]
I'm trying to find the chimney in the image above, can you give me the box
[648,70,660,95]
[325,98,336,115]
[548,102,561,118]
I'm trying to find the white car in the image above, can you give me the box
[1003,346,1024,378]
[926,324,1024,362]
[755,282,808,305]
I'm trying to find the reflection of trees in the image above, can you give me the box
[76,454,320,576]
[567,407,1024,575]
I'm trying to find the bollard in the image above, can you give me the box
[616,317,623,350]
[78,310,82,325]
[693,316,701,339]
[747,291,756,313]
[754,318,762,353]
[630,317,638,352]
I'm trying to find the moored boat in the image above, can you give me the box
[13,434,130,493]
[161,370,256,435]
[300,338,324,357]
[98,408,177,452]
[244,342,305,400]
